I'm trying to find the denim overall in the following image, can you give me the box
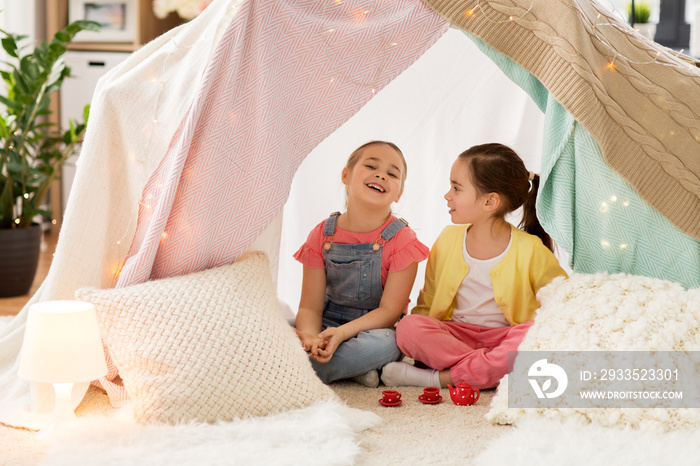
[310,212,405,383]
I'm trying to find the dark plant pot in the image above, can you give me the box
[0,224,42,298]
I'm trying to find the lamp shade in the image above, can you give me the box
[19,300,108,384]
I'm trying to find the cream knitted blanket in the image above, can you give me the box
[425,0,700,240]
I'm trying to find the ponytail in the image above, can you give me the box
[459,143,554,252]
[519,173,553,251]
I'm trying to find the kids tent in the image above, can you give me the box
[1,0,699,423]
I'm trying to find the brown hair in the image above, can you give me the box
[458,143,553,251]
[346,141,407,190]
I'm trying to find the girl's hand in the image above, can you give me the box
[312,327,346,363]
[295,329,328,357]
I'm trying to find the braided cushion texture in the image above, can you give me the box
[75,251,334,424]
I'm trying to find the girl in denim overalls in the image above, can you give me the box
[294,141,429,387]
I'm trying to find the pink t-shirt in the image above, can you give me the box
[293,215,429,287]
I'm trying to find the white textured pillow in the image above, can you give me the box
[75,251,334,424]
[487,273,700,431]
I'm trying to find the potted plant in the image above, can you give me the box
[627,1,656,40]
[0,19,99,297]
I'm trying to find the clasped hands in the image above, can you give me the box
[296,327,345,363]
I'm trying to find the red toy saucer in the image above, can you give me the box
[418,394,443,404]
[378,399,403,407]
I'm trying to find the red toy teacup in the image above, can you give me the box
[381,390,402,404]
[422,386,440,402]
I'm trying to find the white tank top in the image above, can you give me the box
[451,228,511,327]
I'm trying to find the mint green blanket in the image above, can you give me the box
[468,34,700,289]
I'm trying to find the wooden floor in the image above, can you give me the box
[0,229,58,317]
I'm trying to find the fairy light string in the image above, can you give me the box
[319,0,396,94]
[457,0,699,73]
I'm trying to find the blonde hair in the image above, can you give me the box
[345,141,407,190]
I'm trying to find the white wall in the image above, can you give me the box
[0,0,42,45]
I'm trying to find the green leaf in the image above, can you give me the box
[0,95,21,112]
[1,37,18,58]
[19,56,40,82]
[12,68,32,95]
[54,31,70,44]
[0,115,8,139]
[0,69,12,84]
[47,42,67,63]
[66,20,102,35]
[46,58,66,88]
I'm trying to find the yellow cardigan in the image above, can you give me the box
[411,224,567,325]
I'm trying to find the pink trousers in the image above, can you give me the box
[396,314,534,389]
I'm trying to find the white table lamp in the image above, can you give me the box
[18,300,108,439]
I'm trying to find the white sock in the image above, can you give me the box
[381,361,440,387]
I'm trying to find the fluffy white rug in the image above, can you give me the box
[39,400,380,466]
[474,416,700,466]
[487,273,700,431]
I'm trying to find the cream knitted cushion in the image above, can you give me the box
[75,251,334,424]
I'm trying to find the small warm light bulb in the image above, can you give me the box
[601,240,610,249]
[111,263,123,278]
[620,244,628,250]
[371,88,376,94]
[330,77,335,83]
[390,42,398,46]
[610,195,617,202]
[607,62,615,70]
[51,219,57,225]
[14,218,20,224]
[464,9,474,16]
[509,15,513,20]
[23,193,29,199]
[600,202,609,213]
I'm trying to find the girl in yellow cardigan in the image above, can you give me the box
[381,143,567,389]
